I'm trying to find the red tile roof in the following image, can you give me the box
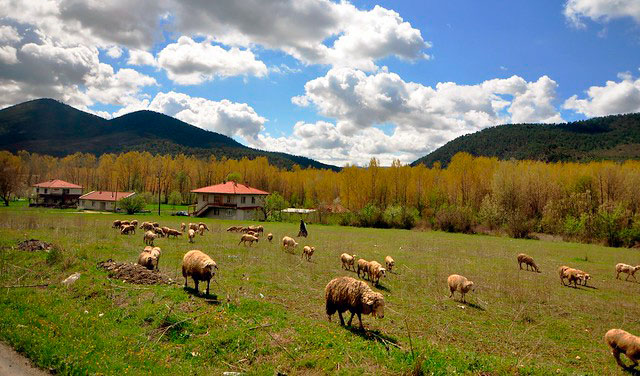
[33,179,82,189]
[191,181,269,195]
[79,191,135,202]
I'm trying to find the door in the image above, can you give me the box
[100,202,106,211]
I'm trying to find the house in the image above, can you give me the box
[190,181,269,219]
[31,179,83,208]
[78,191,135,212]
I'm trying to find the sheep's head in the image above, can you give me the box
[463,281,475,292]
[634,265,640,272]
[363,292,385,319]
[379,268,387,278]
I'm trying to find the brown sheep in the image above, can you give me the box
[153,227,165,237]
[447,274,475,302]
[140,222,154,231]
[302,246,315,261]
[198,224,206,236]
[130,220,138,227]
[563,268,583,288]
[188,229,196,243]
[138,251,157,270]
[182,250,218,295]
[180,222,186,232]
[188,223,198,231]
[384,256,395,272]
[368,261,386,285]
[238,234,259,246]
[356,259,370,279]
[152,222,160,228]
[161,226,170,237]
[120,220,130,226]
[325,276,384,330]
[605,329,640,369]
[558,265,571,285]
[198,222,210,232]
[120,224,135,235]
[517,253,540,273]
[255,225,264,234]
[341,253,357,271]
[166,229,182,238]
[227,226,241,232]
[267,233,273,242]
[282,236,298,251]
[616,263,640,282]
[144,230,157,246]
[112,220,122,228]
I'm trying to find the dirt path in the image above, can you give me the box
[0,342,49,376]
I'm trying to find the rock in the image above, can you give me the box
[62,272,81,285]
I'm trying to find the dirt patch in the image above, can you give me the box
[17,239,53,252]
[97,259,174,285]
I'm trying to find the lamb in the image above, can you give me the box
[112,220,122,228]
[575,269,591,286]
[384,256,395,272]
[563,268,583,288]
[282,236,298,251]
[144,230,157,246]
[604,328,640,369]
[120,224,135,235]
[616,263,640,282]
[188,223,198,231]
[130,220,138,227]
[302,246,315,261]
[447,274,475,302]
[558,265,571,285]
[182,250,218,296]
[140,222,154,231]
[198,222,210,232]
[517,253,540,273]
[325,276,384,330]
[368,261,386,285]
[238,234,259,246]
[166,229,182,238]
[356,259,370,279]
[198,224,206,236]
[161,226,170,237]
[153,227,165,237]
[180,223,186,232]
[267,233,273,242]
[341,253,357,271]
[188,229,196,243]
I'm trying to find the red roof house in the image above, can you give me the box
[78,191,135,212]
[191,181,269,219]
[31,179,83,207]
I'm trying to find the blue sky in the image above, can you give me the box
[1,0,639,165]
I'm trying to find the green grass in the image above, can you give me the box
[0,206,639,375]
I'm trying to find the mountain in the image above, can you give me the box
[0,99,338,171]
[411,113,640,167]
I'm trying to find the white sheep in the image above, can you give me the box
[282,236,298,251]
[267,233,273,242]
[238,234,259,246]
[447,274,475,302]
[188,229,196,243]
[182,250,218,295]
[367,261,386,285]
[325,276,384,330]
[340,253,357,271]
[616,263,640,282]
[605,328,640,369]
[302,246,315,261]
[384,256,395,272]
[144,230,157,246]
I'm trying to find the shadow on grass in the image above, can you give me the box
[374,283,391,293]
[451,299,486,311]
[623,366,640,376]
[183,287,220,304]
[345,326,400,348]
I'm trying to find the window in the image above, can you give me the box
[213,208,220,216]
[63,189,69,195]
[241,196,246,204]
[227,210,233,216]
[44,189,48,194]
[252,197,256,204]
[226,195,231,203]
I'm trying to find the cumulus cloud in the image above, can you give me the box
[0,25,20,43]
[0,45,18,64]
[156,36,267,85]
[563,72,640,116]
[105,45,122,58]
[113,91,267,141]
[127,49,156,66]
[564,0,640,27]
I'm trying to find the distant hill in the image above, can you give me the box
[411,113,640,167]
[0,99,339,171]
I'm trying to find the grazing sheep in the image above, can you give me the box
[112,220,122,228]
[558,265,571,286]
[616,263,640,282]
[282,236,298,251]
[120,220,130,226]
[238,234,259,246]
[140,222,154,231]
[188,229,196,243]
[356,259,370,279]
[447,274,475,302]
[564,268,583,288]
[325,276,385,330]
[267,233,273,242]
[384,256,395,272]
[368,261,386,285]
[130,220,138,227]
[120,224,135,235]
[241,227,251,233]
[198,222,209,232]
[517,253,540,273]
[227,226,241,232]
[144,230,157,246]
[182,250,218,295]
[152,222,160,228]
[138,250,158,270]
[255,225,264,234]
[166,229,182,238]
[341,253,357,271]
[153,227,165,237]
[198,224,206,236]
[189,223,198,231]
[246,230,258,237]
[180,223,186,232]
[161,226,170,237]
[604,329,640,369]
[302,246,315,261]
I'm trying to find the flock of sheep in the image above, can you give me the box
[109,218,640,370]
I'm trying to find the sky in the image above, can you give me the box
[1,0,639,166]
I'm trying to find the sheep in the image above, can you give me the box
[198,222,209,232]
[616,263,640,282]
[246,230,258,237]
[189,223,198,231]
[325,276,384,330]
[240,227,251,233]
[188,229,196,243]
[161,226,170,237]
[574,268,591,286]
[120,224,135,235]
[112,220,122,228]
[356,259,370,279]
[368,261,386,285]
[153,227,165,237]
[198,224,206,236]
[563,268,583,288]
[138,250,158,270]
[517,253,540,273]
[227,226,241,232]
[341,253,357,271]
[604,328,640,369]
[182,250,218,296]
[267,233,273,242]
[166,229,182,238]
[144,230,157,246]
[120,220,130,226]
[384,256,395,272]
[255,225,264,234]
[238,234,259,246]
[302,246,315,261]
[447,274,475,302]
[130,220,138,227]
[152,222,160,228]
[558,265,571,286]
[282,236,298,251]
[140,222,154,231]
[180,222,186,232]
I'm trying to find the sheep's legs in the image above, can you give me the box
[616,272,620,279]
[338,312,345,326]
[194,280,199,294]
[612,349,626,368]
[357,313,364,330]
[347,312,354,327]
[184,277,188,289]
[205,280,210,296]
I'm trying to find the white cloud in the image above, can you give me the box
[84,63,157,106]
[563,71,640,116]
[156,36,267,85]
[0,25,20,43]
[564,0,640,27]
[127,49,156,66]
[106,45,122,58]
[0,45,18,64]
[113,91,267,141]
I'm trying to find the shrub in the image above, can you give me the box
[168,191,182,206]
[382,205,419,229]
[264,192,288,222]
[594,204,630,247]
[46,245,63,266]
[358,203,383,228]
[434,205,474,233]
[504,211,534,239]
[479,195,504,230]
[119,195,146,214]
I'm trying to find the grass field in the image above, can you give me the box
[0,205,639,375]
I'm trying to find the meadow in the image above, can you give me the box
[0,205,639,375]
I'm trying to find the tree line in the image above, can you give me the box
[1,150,639,247]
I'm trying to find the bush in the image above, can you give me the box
[434,205,474,233]
[265,192,288,222]
[168,191,182,206]
[358,203,383,228]
[46,245,63,266]
[479,195,504,230]
[594,204,630,247]
[504,211,534,239]
[382,205,419,229]
[119,195,146,214]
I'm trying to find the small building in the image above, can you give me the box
[190,181,269,219]
[31,179,83,208]
[78,191,135,212]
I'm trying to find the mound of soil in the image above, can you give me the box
[17,239,52,252]
[97,260,174,285]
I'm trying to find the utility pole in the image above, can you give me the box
[157,174,161,216]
